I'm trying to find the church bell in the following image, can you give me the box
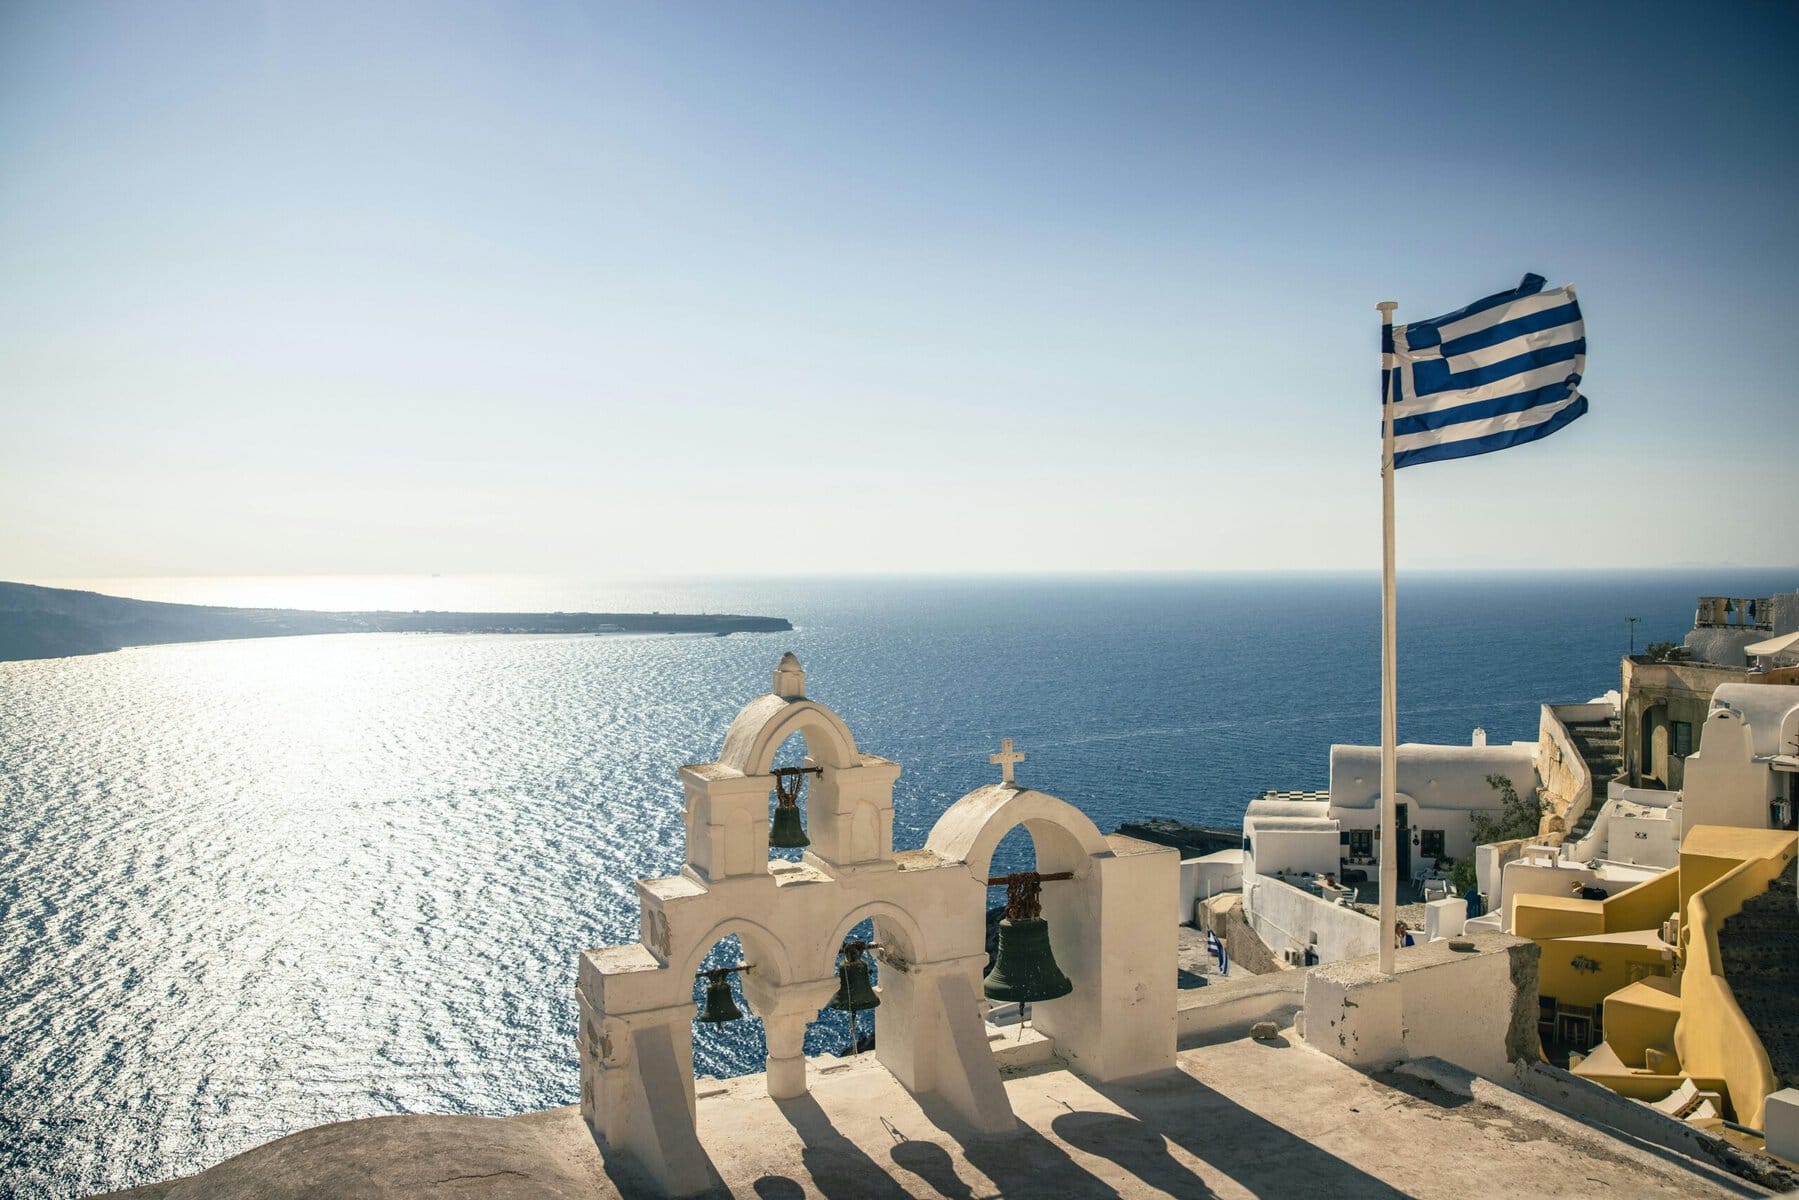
[828,941,881,1013]
[983,916,1073,1004]
[768,766,817,849]
[696,965,749,1024]
[982,871,1075,1005]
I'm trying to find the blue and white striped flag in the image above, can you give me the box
[1385,273,1588,469]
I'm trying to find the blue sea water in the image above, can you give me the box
[0,569,1792,1197]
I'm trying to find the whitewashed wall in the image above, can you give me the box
[1606,808,1682,866]
[1683,707,1776,830]
[1251,827,1340,879]
[1179,851,1244,924]
[1333,803,1489,865]
[1304,935,1534,1079]
[1499,860,1606,929]
[1245,874,1379,964]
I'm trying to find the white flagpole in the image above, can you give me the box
[1377,300,1399,975]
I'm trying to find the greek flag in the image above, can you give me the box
[1385,273,1588,469]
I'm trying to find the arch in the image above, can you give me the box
[674,915,799,990]
[924,785,1110,882]
[1642,703,1668,784]
[820,899,931,975]
[716,695,860,775]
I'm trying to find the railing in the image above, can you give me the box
[1694,596,1774,630]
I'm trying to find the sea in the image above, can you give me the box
[1,569,1792,1198]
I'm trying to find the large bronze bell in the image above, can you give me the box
[982,871,1075,1005]
[828,942,880,1013]
[983,916,1073,1004]
[696,967,746,1024]
[768,767,814,849]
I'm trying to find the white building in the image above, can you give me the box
[1683,683,1799,831]
[1557,682,1799,868]
[1327,738,1538,876]
[1238,736,1538,966]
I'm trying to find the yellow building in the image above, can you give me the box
[1514,825,1798,1129]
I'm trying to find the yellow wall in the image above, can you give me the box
[1601,869,1679,934]
[1536,936,1670,1010]
[1672,830,1797,1128]
[1513,894,1604,940]
[1528,826,1796,1128]
[1602,977,1680,1064]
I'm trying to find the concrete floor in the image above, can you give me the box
[110,1033,1766,1200]
[1175,924,1247,987]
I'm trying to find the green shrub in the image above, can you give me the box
[1469,773,1550,845]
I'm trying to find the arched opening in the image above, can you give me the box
[807,916,881,1057]
[984,825,1037,977]
[806,902,927,1059]
[689,933,765,1081]
[1645,705,1669,786]
[765,730,818,866]
[967,817,1093,1027]
[678,917,793,1086]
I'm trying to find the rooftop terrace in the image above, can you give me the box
[109,1032,1765,1200]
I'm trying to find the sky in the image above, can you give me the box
[2,1,1795,580]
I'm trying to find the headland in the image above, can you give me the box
[0,581,792,663]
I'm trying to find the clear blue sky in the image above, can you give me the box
[3,1,1794,578]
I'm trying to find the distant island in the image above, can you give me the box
[0,581,793,663]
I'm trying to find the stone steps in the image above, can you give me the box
[1563,716,1623,841]
[1720,932,1799,963]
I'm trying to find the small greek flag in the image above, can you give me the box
[1385,273,1588,469]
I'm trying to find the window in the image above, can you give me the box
[1672,721,1693,758]
[1349,830,1373,858]
[1420,829,1445,860]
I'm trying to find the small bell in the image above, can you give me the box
[696,966,746,1024]
[768,767,814,849]
[828,942,881,1013]
[983,916,1073,1004]
[769,801,809,848]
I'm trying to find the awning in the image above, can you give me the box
[1744,629,1799,656]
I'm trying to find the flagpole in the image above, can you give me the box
[1377,299,1399,976]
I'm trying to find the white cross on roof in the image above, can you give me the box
[989,737,1024,787]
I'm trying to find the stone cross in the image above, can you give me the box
[989,737,1025,787]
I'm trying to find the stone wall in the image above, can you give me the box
[1538,704,1594,833]
[1197,893,1283,977]
[1621,658,1745,790]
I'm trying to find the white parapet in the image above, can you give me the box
[1302,932,1539,1080]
